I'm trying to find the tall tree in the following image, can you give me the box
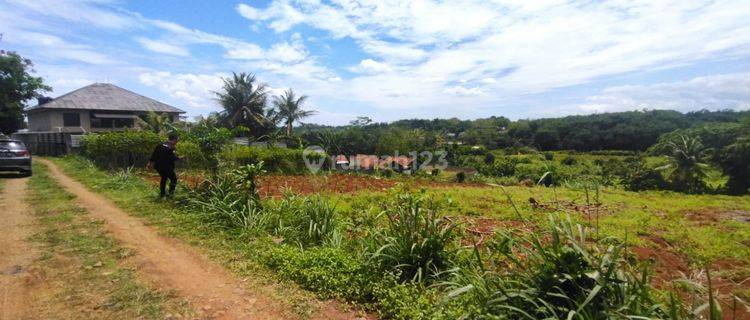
[214,72,269,135]
[0,50,51,134]
[272,89,316,136]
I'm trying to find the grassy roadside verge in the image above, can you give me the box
[46,156,356,318]
[26,162,191,319]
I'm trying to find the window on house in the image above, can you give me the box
[62,113,80,127]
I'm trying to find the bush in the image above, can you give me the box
[274,195,340,247]
[370,192,457,283]
[448,216,666,319]
[175,141,209,169]
[81,131,162,169]
[264,246,373,300]
[478,157,517,177]
[219,144,324,174]
[187,163,271,234]
[625,169,668,191]
[561,156,577,165]
[455,171,466,183]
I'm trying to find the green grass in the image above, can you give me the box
[331,180,750,266]
[48,156,361,318]
[49,155,750,318]
[27,162,190,319]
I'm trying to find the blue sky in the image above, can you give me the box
[2,0,749,125]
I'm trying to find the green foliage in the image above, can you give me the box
[370,192,457,283]
[138,111,179,134]
[271,89,316,136]
[274,195,340,247]
[264,246,373,300]
[218,144,322,173]
[561,156,577,165]
[456,171,466,183]
[448,216,666,319]
[183,124,233,171]
[174,141,208,169]
[478,157,517,177]
[81,131,161,169]
[1,50,51,134]
[718,137,750,194]
[657,134,711,193]
[214,72,272,136]
[187,163,271,234]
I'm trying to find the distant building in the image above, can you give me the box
[24,83,185,134]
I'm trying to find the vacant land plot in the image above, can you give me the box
[54,155,750,319]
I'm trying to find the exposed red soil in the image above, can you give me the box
[683,207,750,225]
[633,234,750,320]
[145,172,488,198]
[631,235,691,286]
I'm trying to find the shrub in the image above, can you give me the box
[448,215,666,319]
[81,131,161,169]
[175,141,209,169]
[264,246,373,300]
[456,171,466,183]
[484,153,495,164]
[219,144,324,174]
[271,194,341,247]
[187,163,271,234]
[625,169,668,191]
[370,192,457,283]
[478,157,517,177]
[561,156,577,165]
[381,168,394,177]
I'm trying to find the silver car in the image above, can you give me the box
[0,139,32,176]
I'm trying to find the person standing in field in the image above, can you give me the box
[147,133,180,197]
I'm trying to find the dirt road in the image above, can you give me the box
[0,177,38,320]
[38,159,361,320]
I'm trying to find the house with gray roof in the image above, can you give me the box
[25,83,185,133]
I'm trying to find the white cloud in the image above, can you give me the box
[6,0,137,29]
[238,0,750,111]
[350,59,392,74]
[443,85,484,97]
[138,72,226,109]
[136,38,190,57]
[577,73,750,113]
[3,30,114,65]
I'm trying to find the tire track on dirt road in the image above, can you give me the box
[39,159,363,320]
[0,177,38,320]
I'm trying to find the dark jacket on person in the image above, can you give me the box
[149,143,179,172]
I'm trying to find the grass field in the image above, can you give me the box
[50,155,750,319]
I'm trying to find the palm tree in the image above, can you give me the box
[138,111,177,134]
[272,89,316,136]
[657,134,711,192]
[214,72,269,134]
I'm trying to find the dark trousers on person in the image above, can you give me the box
[157,168,177,197]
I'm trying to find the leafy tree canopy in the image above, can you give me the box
[0,50,51,134]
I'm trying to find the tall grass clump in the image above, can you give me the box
[370,191,458,283]
[447,215,667,319]
[188,162,273,235]
[273,195,340,247]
